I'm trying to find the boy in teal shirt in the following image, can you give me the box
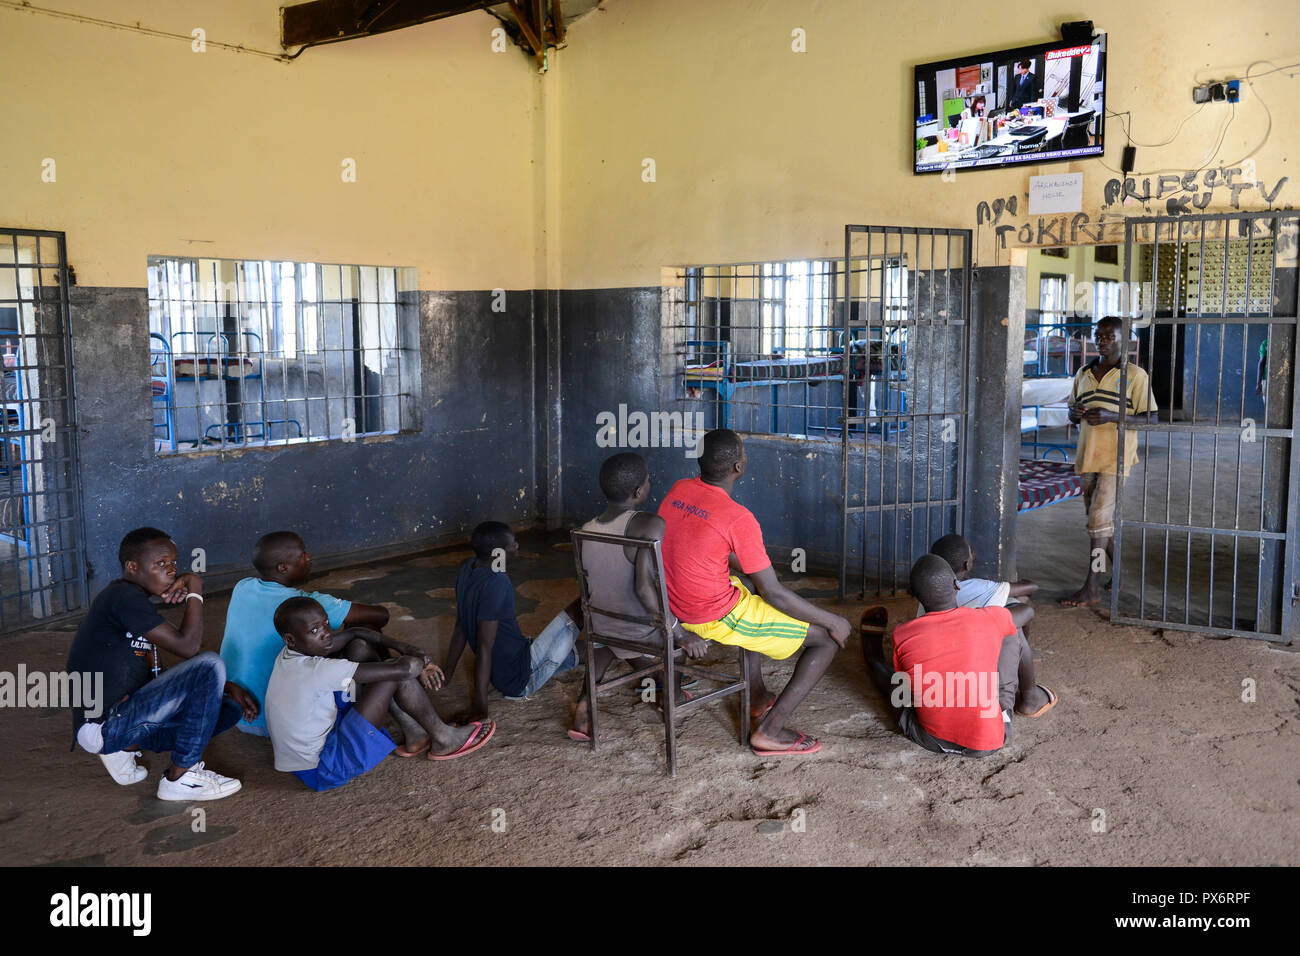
[220,531,398,737]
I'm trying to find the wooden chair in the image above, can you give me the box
[570,528,750,776]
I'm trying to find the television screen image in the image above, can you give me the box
[913,33,1106,174]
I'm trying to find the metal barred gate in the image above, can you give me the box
[0,228,89,631]
[1114,211,1299,642]
[839,225,973,598]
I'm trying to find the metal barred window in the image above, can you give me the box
[147,257,420,453]
[673,258,906,441]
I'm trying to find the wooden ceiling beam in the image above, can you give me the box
[282,0,497,48]
[549,0,566,44]
[505,0,544,61]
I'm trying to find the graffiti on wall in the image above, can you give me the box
[974,163,1294,254]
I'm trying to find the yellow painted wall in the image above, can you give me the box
[556,0,1299,287]
[1,1,544,289]
[3,0,1296,292]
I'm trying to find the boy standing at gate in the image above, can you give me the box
[1061,316,1157,607]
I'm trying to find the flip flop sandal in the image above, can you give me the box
[751,732,823,757]
[428,720,497,760]
[859,606,889,635]
[1019,684,1058,718]
[393,739,432,758]
[655,691,696,712]
[753,697,778,723]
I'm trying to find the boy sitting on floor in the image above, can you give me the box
[860,554,1056,758]
[916,533,1037,615]
[445,522,584,724]
[66,527,257,801]
[569,452,710,741]
[267,597,494,790]
[221,530,430,753]
[658,429,850,757]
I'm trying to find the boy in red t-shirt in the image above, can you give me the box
[860,554,1057,756]
[658,429,850,757]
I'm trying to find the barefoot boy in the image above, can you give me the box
[445,523,584,724]
[861,554,1056,757]
[1062,316,1157,607]
[66,527,256,800]
[221,531,410,741]
[267,597,494,790]
[658,429,850,757]
[570,452,709,741]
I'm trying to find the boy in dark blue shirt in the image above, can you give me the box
[66,527,257,801]
[444,522,583,724]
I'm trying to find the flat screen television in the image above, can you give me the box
[913,33,1106,174]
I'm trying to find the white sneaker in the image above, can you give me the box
[98,750,147,785]
[156,761,242,801]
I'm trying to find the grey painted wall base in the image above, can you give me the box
[70,287,541,599]
[45,273,1025,622]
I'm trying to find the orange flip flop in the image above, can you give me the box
[1019,685,1058,718]
[751,732,822,757]
[393,738,432,758]
[429,720,496,760]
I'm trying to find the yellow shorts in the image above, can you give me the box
[681,577,809,660]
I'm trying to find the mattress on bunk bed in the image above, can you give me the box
[730,355,843,381]
[1018,458,1083,512]
[684,355,845,383]
[1021,376,1073,431]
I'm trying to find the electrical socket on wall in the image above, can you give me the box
[1193,79,1242,104]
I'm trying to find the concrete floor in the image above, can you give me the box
[1018,428,1281,639]
[1,527,1296,866]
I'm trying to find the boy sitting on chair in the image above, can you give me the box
[658,429,850,757]
[569,452,709,742]
[445,522,584,724]
[267,597,493,790]
[861,554,1056,758]
[66,527,256,801]
[221,530,431,754]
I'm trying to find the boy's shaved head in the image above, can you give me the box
[599,452,648,502]
[699,429,744,482]
[118,527,172,568]
[910,553,958,611]
[1095,315,1123,335]
[253,531,304,575]
[274,595,323,637]
[931,533,972,574]
[471,521,513,560]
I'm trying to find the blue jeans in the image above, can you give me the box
[99,652,242,768]
[508,612,579,699]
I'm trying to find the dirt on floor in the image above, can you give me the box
[1,531,1297,866]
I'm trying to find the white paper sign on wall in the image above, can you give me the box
[1028,173,1084,215]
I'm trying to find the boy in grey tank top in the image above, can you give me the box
[569,453,708,741]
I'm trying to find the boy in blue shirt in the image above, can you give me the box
[220,531,430,753]
[444,522,583,724]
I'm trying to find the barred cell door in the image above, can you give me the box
[838,225,973,597]
[0,229,89,630]
[1113,211,1300,642]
